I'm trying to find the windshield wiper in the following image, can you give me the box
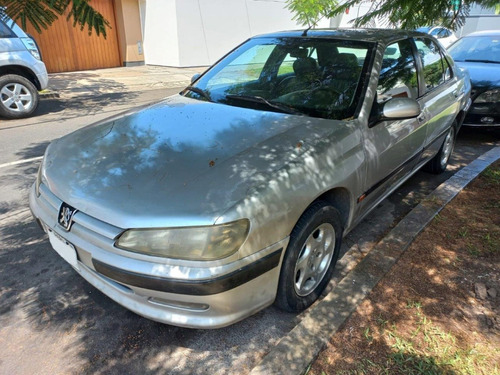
[184,86,212,101]
[464,59,500,64]
[225,94,303,115]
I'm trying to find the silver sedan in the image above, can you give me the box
[30,29,471,328]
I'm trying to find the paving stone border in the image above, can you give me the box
[250,146,500,375]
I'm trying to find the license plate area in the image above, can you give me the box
[48,229,79,269]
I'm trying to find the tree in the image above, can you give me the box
[286,0,500,30]
[286,0,338,27]
[0,0,110,37]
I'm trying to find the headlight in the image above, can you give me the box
[115,219,250,260]
[21,37,41,60]
[475,89,500,103]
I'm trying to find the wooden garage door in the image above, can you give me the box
[24,0,121,73]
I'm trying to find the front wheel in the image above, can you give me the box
[423,124,456,174]
[0,74,40,119]
[275,201,343,312]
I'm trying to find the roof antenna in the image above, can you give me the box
[302,24,314,36]
[302,17,322,36]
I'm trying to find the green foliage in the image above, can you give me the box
[0,0,110,37]
[287,0,500,30]
[483,166,500,184]
[286,0,337,27]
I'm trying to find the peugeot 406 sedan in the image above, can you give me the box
[30,29,471,328]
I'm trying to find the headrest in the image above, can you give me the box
[334,53,359,67]
[289,47,308,58]
[293,57,319,76]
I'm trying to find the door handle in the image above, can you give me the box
[453,89,462,98]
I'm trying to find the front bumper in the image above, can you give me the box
[29,183,288,328]
[463,100,500,127]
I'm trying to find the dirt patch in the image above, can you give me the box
[308,161,500,375]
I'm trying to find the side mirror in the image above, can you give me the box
[191,73,201,84]
[380,97,421,120]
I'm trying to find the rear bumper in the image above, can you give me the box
[29,183,288,328]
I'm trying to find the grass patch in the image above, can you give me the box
[482,166,500,185]
[385,305,499,375]
[312,304,500,375]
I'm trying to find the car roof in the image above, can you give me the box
[252,28,429,44]
[463,30,500,38]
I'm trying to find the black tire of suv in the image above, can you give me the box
[423,123,457,174]
[275,201,343,312]
[0,74,40,119]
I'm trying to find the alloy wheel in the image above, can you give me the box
[293,223,336,297]
[440,127,455,168]
[1,83,34,113]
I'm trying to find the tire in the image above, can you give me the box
[0,74,40,119]
[423,124,456,174]
[275,201,343,312]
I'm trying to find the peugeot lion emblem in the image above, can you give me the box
[58,203,77,231]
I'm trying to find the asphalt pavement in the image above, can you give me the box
[0,66,499,375]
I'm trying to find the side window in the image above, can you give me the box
[377,39,419,102]
[0,20,16,38]
[414,38,446,92]
[432,28,452,39]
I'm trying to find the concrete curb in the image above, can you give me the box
[250,146,500,375]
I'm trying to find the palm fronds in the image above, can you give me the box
[0,0,109,37]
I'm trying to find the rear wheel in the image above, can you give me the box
[275,201,342,312]
[423,124,456,174]
[0,74,39,119]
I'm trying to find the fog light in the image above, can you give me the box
[480,117,494,124]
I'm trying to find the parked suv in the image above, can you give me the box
[0,16,48,119]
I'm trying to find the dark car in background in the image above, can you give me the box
[448,30,500,127]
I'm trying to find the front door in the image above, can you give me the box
[358,38,427,211]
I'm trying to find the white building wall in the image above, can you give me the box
[142,0,330,67]
[458,5,500,37]
[177,0,252,66]
[142,0,180,66]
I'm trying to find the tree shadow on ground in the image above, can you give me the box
[0,128,497,374]
[15,141,50,160]
[36,91,142,118]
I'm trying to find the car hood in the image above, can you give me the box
[454,61,500,89]
[43,95,339,229]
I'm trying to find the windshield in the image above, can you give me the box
[183,37,374,120]
[448,35,500,63]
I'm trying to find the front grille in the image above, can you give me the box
[38,183,123,251]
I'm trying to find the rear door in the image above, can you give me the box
[413,37,460,162]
